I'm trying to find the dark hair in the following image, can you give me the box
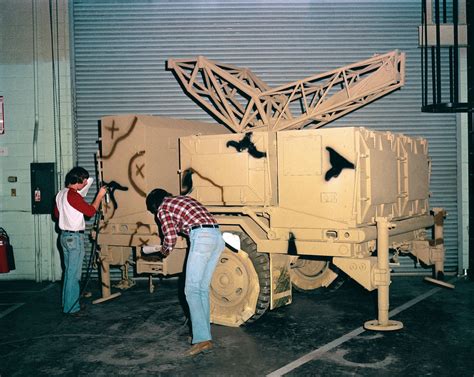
[146,188,172,214]
[65,167,89,186]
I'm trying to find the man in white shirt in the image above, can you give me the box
[54,167,107,316]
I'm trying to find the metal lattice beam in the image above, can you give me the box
[168,50,405,133]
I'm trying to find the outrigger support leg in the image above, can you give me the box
[93,251,122,304]
[114,262,136,290]
[364,217,403,331]
[149,275,155,293]
[423,208,454,289]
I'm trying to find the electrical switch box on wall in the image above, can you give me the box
[30,163,56,215]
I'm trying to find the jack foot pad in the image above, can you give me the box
[364,319,403,331]
[92,292,122,304]
[113,279,136,290]
[424,276,455,289]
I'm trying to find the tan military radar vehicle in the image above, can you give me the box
[95,50,447,331]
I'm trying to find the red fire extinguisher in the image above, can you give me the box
[0,227,15,273]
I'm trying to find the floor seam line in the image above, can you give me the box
[266,278,457,376]
[0,303,25,319]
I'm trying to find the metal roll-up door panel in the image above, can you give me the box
[72,0,458,276]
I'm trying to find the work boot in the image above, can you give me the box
[183,340,213,356]
[63,309,87,318]
[70,310,87,318]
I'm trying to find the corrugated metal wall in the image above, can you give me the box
[72,0,458,273]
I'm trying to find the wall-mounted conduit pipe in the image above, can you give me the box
[32,0,42,282]
[49,0,62,282]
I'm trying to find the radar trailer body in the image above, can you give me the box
[95,51,447,330]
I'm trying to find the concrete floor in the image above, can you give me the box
[0,275,473,376]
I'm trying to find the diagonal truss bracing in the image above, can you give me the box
[167,50,405,133]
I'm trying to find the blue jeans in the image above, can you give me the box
[60,232,85,314]
[185,228,225,344]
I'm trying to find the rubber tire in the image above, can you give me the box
[210,232,270,326]
[239,233,271,324]
[291,258,331,292]
[291,258,346,292]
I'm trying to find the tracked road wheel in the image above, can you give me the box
[210,233,270,327]
[290,258,336,291]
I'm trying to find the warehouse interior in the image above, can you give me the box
[0,0,473,376]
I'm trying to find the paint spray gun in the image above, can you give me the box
[101,180,129,210]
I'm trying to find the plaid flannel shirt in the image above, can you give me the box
[156,195,217,256]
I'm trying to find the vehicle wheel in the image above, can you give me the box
[290,257,338,291]
[210,232,270,327]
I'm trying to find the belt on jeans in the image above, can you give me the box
[63,230,85,234]
[190,224,219,231]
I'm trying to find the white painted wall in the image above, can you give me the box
[0,0,73,281]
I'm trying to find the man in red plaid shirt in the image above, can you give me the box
[146,188,225,356]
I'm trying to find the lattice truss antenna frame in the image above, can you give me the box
[167,50,405,133]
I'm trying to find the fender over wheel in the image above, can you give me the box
[210,232,270,327]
